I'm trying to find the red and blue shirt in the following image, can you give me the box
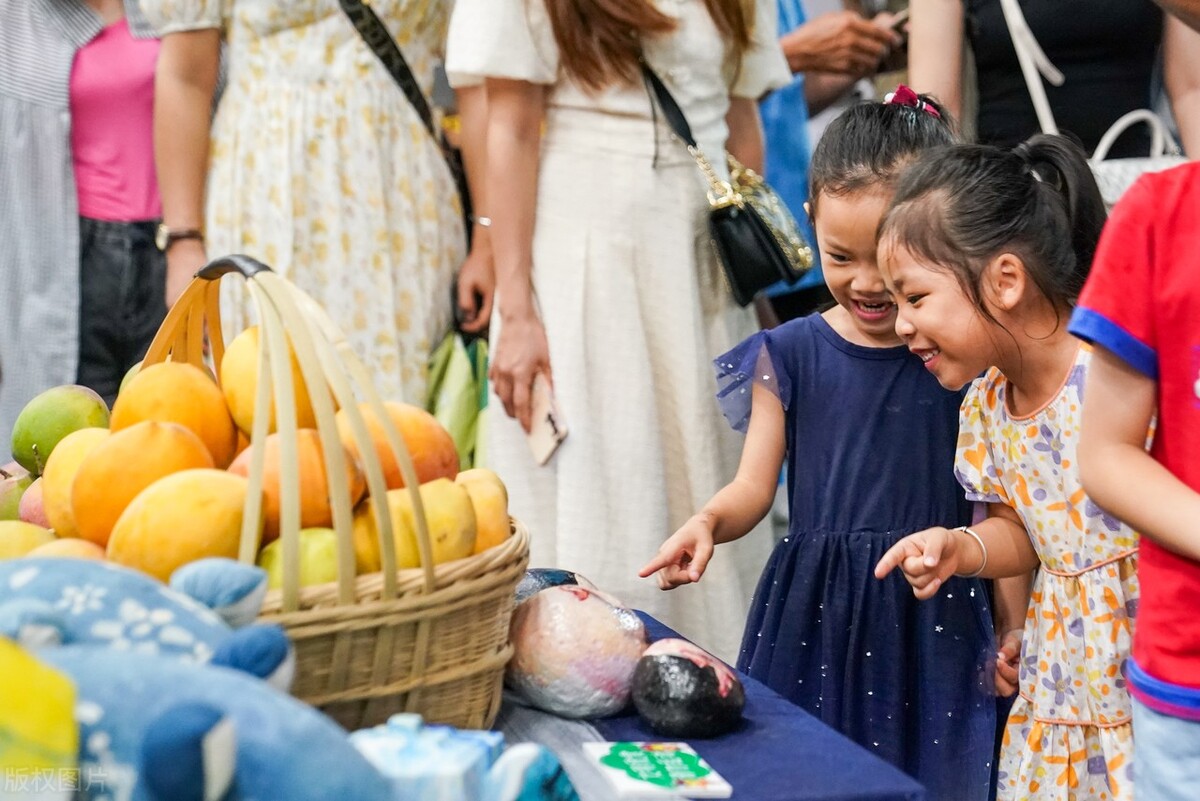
[1070,162,1200,720]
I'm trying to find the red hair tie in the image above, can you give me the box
[884,85,941,119]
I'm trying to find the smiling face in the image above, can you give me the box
[878,237,998,390]
[813,189,901,348]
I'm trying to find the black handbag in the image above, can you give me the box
[642,66,813,307]
[338,0,472,239]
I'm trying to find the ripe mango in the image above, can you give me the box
[352,478,476,573]
[107,469,255,582]
[336,402,458,490]
[10,386,109,475]
[220,327,318,436]
[455,468,510,554]
[27,538,106,560]
[41,428,110,539]
[111,362,238,468]
[228,429,365,544]
[71,421,214,547]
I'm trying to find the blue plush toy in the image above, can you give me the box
[0,559,579,801]
[0,558,291,685]
[38,644,395,801]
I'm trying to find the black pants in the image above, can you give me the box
[77,217,167,407]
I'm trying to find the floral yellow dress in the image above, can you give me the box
[141,0,464,403]
[956,346,1138,801]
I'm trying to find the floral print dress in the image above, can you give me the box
[140,0,464,403]
[956,346,1138,800]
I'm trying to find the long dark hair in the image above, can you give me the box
[879,134,1107,318]
[809,93,956,213]
[545,0,752,92]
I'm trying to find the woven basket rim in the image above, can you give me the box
[258,517,529,615]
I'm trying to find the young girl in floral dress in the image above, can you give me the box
[875,135,1138,800]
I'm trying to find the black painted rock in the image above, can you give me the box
[631,639,745,738]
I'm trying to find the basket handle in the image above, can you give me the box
[198,254,275,282]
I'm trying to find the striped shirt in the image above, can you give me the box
[0,0,156,446]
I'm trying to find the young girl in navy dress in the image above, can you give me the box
[640,90,996,801]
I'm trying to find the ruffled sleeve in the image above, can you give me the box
[445,0,559,87]
[953,373,1010,505]
[713,330,790,433]
[731,0,790,99]
[138,0,226,34]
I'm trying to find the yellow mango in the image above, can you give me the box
[107,469,255,582]
[352,478,476,573]
[41,427,110,539]
[455,468,510,554]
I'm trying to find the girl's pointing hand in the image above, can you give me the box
[874,526,964,599]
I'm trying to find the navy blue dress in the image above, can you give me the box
[715,314,996,801]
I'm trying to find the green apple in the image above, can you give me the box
[11,385,110,475]
[257,527,342,590]
[0,463,32,521]
[0,520,56,559]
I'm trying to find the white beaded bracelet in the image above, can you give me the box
[955,526,988,578]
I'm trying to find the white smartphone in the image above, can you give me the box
[527,373,568,466]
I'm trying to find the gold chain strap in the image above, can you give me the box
[727,155,763,190]
[687,144,742,210]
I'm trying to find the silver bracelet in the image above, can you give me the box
[955,526,988,578]
[474,215,492,228]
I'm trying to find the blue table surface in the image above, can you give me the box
[585,612,927,801]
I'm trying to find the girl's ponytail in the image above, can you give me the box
[880,134,1107,315]
[1013,135,1107,298]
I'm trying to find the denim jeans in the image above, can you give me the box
[77,217,167,407]
[1133,696,1200,800]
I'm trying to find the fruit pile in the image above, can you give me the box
[0,326,511,588]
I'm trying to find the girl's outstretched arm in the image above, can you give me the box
[639,383,786,589]
[873,502,1040,599]
[1080,347,1200,559]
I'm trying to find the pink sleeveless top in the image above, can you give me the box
[69,18,161,221]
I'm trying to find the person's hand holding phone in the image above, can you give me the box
[489,307,552,433]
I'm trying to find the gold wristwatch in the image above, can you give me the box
[155,224,205,252]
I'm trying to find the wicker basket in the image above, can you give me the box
[141,255,528,730]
